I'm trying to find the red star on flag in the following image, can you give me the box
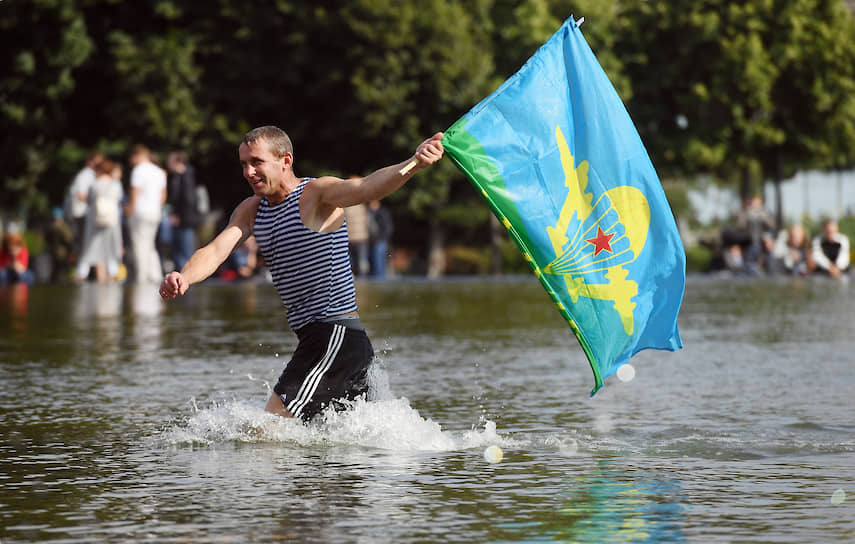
[586,226,615,256]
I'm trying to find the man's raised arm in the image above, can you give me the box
[307,133,444,210]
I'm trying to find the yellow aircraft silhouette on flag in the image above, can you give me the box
[543,126,651,336]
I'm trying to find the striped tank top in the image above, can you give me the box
[253,178,357,331]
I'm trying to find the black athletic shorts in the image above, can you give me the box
[273,319,374,421]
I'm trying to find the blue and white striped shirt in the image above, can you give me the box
[253,178,357,331]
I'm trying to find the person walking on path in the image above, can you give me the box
[126,145,167,283]
[159,126,443,421]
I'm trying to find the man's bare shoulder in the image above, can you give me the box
[300,176,344,208]
[299,177,349,232]
[230,196,263,226]
[301,175,361,208]
[237,195,263,208]
[303,176,345,194]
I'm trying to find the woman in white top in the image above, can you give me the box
[77,159,124,282]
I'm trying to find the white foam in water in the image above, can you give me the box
[160,365,511,453]
[594,413,615,434]
[542,434,579,456]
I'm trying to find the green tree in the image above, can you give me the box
[616,0,855,227]
[0,0,94,215]
[159,0,498,238]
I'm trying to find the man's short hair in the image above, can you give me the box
[242,126,293,160]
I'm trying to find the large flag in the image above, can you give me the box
[442,16,685,395]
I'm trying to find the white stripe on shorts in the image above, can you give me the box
[287,324,346,419]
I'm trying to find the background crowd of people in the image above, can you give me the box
[344,198,394,279]
[718,196,851,278]
[0,148,212,286]
[0,150,400,287]
[2,162,850,287]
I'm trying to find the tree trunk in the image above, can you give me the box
[740,166,753,203]
[427,218,445,278]
[773,154,784,231]
[772,179,783,231]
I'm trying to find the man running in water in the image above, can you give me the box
[159,126,444,420]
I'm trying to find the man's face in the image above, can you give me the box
[239,139,287,197]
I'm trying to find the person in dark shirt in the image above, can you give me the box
[166,151,200,271]
[367,199,394,278]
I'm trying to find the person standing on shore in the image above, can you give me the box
[159,126,443,421]
[367,199,394,279]
[66,152,104,264]
[344,198,370,277]
[75,159,124,283]
[126,145,167,283]
[166,151,200,271]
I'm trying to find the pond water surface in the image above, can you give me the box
[1,276,853,543]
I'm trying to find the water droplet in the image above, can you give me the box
[831,489,846,505]
[484,445,503,463]
[617,364,635,382]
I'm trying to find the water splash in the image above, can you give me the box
[159,395,511,453]
[159,365,511,453]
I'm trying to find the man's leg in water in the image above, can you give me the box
[265,394,293,418]
[269,321,373,421]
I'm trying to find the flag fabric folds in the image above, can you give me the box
[442,16,685,395]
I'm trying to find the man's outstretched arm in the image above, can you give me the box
[159,196,260,299]
[306,133,444,210]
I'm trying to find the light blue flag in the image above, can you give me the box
[442,16,685,394]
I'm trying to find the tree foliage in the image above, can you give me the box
[1,0,855,251]
[614,0,855,200]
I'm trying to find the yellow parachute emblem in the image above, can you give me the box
[543,126,650,335]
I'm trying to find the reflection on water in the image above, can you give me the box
[0,283,29,336]
[552,461,686,544]
[1,277,854,543]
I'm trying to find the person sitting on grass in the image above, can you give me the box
[0,230,35,286]
[811,219,850,279]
